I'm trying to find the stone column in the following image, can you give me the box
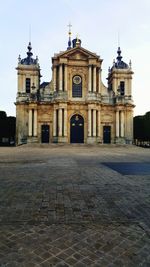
[34,109,37,136]
[126,110,131,139]
[53,109,57,136]
[28,109,32,136]
[98,69,101,94]
[116,111,119,137]
[88,65,92,92]
[128,110,133,141]
[93,66,97,92]
[113,79,117,94]
[58,108,62,137]
[64,65,67,91]
[98,110,101,137]
[93,109,97,137]
[64,108,67,137]
[88,109,91,137]
[53,66,56,91]
[121,111,125,137]
[59,64,63,91]
[128,79,132,96]
[22,75,25,93]
[36,77,39,89]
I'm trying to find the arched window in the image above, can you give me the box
[72,75,82,97]
[26,78,31,93]
[120,81,125,96]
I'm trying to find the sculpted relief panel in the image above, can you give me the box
[102,113,113,123]
[69,52,87,60]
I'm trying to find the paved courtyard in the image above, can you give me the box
[0,145,150,267]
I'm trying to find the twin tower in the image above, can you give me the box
[16,36,134,145]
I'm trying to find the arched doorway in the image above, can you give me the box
[41,125,49,143]
[70,114,84,143]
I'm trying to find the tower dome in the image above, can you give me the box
[114,47,128,69]
[19,42,38,65]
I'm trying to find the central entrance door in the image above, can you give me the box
[70,114,84,143]
[103,126,111,144]
[41,125,49,143]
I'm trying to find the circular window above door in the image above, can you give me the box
[73,75,81,84]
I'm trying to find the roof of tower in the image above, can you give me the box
[19,42,38,65]
[40,82,49,89]
[114,47,128,69]
[72,37,81,48]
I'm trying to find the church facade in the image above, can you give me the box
[15,35,134,145]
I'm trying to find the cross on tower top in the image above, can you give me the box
[68,22,72,35]
[67,23,72,50]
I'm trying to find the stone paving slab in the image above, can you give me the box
[0,145,150,266]
[0,223,150,267]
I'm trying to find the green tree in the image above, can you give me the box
[134,111,150,143]
[0,111,7,143]
[144,112,150,141]
[0,111,7,119]
[7,116,16,143]
[134,116,144,140]
[0,111,16,145]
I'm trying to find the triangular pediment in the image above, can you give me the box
[55,46,100,60]
[68,51,88,60]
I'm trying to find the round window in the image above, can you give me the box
[73,75,81,85]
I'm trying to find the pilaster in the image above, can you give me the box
[64,108,68,137]
[33,109,37,136]
[88,65,92,92]
[93,109,97,137]
[93,66,97,92]
[53,108,57,137]
[64,64,68,91]
[28,109,32,137]
[116,110,119,137]
[53,66,56,91]
[59,64,63,91]
[121,111,125,137]
[58,108,62,136]
[88,108,91,137]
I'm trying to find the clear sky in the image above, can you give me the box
[0,0,150,117]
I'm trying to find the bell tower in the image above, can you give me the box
[108,47,133,97]
[16,42,40,97]
[107,47,134,144]
[16,42,41,145]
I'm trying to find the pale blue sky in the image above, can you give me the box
[0,0,150,116]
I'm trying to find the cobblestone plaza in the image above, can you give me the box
[0,145,150,266]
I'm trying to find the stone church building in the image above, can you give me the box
[16,33,134,145]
